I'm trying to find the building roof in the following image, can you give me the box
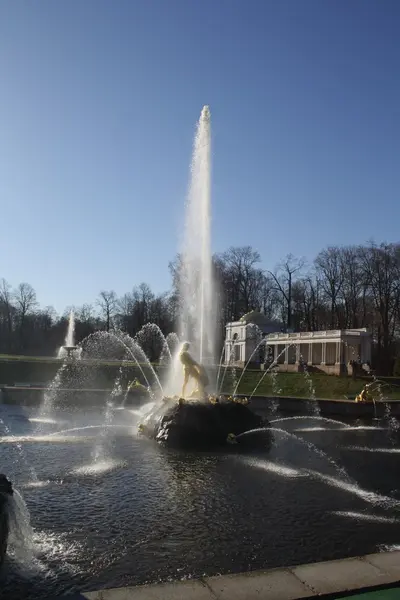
[239,311,272,326]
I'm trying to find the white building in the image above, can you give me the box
[225,311,283,364]
[224,311,372,376]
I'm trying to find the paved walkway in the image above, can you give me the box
[78,551,400,599]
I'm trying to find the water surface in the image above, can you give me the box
[1,403,400,599]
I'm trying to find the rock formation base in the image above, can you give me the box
[139,397,271,451]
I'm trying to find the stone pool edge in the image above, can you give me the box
[80,550,400,599]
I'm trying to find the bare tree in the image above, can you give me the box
[77,303,95,323]
[13,283,38,351]
[220,246,267,320]
[359,242,400,372]
[315,247,344,329]
[338,246,364,328]
[268,254,305,329]
[0,278,14,351]
[97,290,117,332]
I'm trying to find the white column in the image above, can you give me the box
[308,343,313,365]
[284,344,289,364]
[335,341,342,364]
[295,344,300,364]
[321,342,326,365]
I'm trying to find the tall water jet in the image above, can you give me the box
[65,310,75,348]
[179,106,215,365]
[58,311,81,359]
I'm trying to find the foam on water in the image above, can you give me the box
[379,544,400,552]
[294,427,345,432]
[345,426,386,431]
[49,425,126,436]
[332,511,399,524]
[7,488,35,562]
[306,469,400,509]
[271,416,349,428]
[244,458,305,479]
[29,417,60,425]
[22,480,52,489]
[0,434,95,444]
[31,530,84,575]
[71,459,126,476]
[345,446,400,454]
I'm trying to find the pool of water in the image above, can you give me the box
[1,402,400,599]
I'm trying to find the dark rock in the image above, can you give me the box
[0,474,13,568]
[140,398,271,451]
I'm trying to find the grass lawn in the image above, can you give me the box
[1,354,400,400]
[221,370,400,400]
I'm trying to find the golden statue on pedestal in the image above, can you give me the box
[355,382,373,403]
[179,342,209,399]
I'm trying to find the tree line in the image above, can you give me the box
[1,240,399,373]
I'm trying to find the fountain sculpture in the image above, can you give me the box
[0,474,13,567]
[179,342,209,399]
[135,107,271,449]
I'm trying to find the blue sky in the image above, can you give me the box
[1,0,399,314]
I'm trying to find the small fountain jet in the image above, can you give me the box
[58,311,81,359]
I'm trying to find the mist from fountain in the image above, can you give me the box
[266,348,281,413]
[248,345,290,400]
[7,488,35,561]
[82,330,163,398]
[237,426,350,481]
[159,333,179,366]
[135,323,172,366]
[299,353,319,415]
[0,417,38,482]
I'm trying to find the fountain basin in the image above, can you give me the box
[140,398,271,450]
[0,474,13,567]
[58,345,82,359]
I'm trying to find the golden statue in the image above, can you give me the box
[127,378,149,395]
[355,382,373,403]
[179,342,209,399]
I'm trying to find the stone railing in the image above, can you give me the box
[266,329,368,342]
